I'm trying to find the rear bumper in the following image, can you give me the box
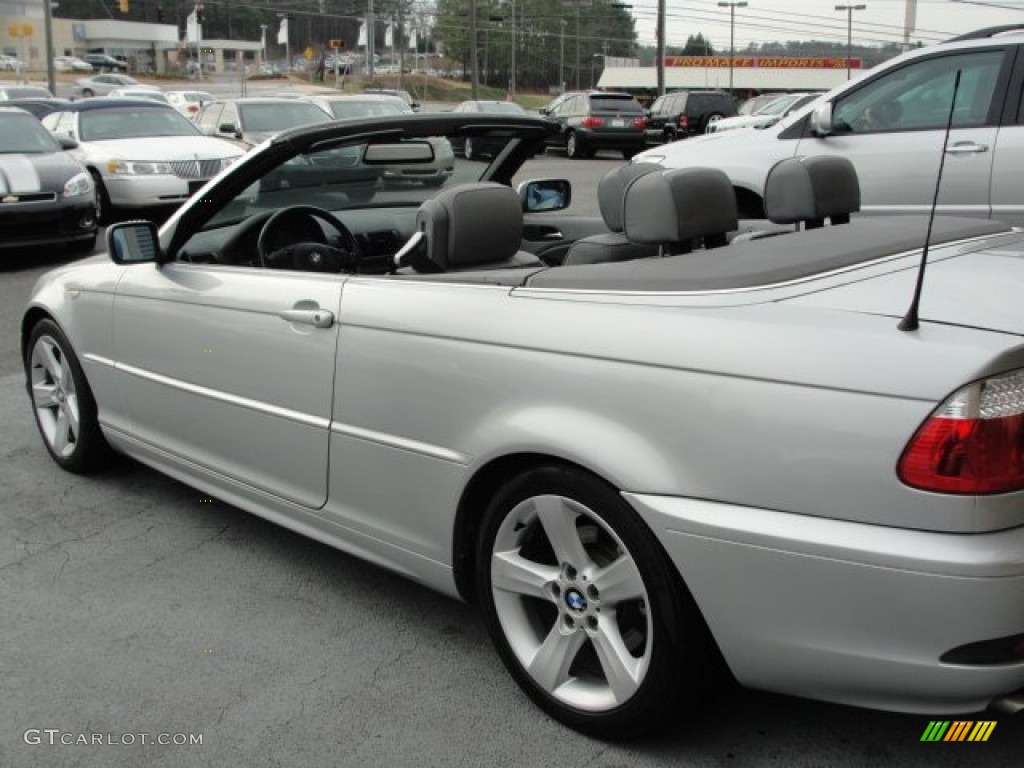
[626,493,1024,714]
[575,129,645,149]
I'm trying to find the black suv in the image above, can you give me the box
[543,91,647,159]
[645,90,736,143]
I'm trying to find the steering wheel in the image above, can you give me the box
[255,205,363,272]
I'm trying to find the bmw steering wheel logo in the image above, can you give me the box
[565,589,587,613]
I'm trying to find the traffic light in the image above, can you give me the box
[118,0,128,12]
[157,5,164,22]
[196,4,204,23]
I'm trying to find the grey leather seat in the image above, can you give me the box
[622,167,739,256]
[730,155,861,244]
[562,163,661,266]
[763,155,861,230]
[406,182,543,273]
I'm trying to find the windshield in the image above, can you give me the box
[3,87,52,99]
[478,102,526,114]
[590,96,643,114]
[328,100,408,119]
[80,107,200,140]
[0,113,61,153]
[239,102,332,132]
[204,132,500,231]
[756,94,804,116]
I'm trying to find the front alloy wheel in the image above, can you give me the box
[477,466,715,738]
[26,319,111,472]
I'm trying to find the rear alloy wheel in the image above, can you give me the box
[704,112,725,132]
[464,137,475,161]
[477,466,714,739]
[566,132,584,160]
[26,319,112,473]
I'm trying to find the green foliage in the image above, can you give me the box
[434,0,637,90]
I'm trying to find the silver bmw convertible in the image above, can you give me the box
[21,113,1024,738]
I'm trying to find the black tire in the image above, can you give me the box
[25,319,113,473]
[621,145,643,161]
[476,465,717,739]
[81,88,94,98]
[703,112,726,133]
[664,127,677,143]
[88,170,112,225]
[566,132,585,160]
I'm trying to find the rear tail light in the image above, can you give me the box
[898,369,1024,494]
[187,104,199,113]
[581,116,603,128]
[678,115,689,129]
[633,116,647,129]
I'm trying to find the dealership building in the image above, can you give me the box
[1,3,262,74]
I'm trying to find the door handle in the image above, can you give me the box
[279,308,335,328]
[945,142,989,155]
[523,225,564,242]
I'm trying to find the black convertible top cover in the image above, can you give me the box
[525,216,1011,292]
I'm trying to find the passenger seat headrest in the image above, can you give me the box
[415,182,523,269]
[764,155,861,225]
[622,167,738,246]
[597,162,661,232]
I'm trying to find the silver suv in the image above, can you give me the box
[635,24,1024,225]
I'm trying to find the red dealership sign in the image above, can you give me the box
[664,56,862,69]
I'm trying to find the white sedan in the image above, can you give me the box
[41,98,242,223]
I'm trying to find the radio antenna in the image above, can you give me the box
[898,69,962,332]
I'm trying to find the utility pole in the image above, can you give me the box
[656,0,665,96]
[836,4,867,79]
[43,0,56,95]
[559,18,566,94]
[509,0,515,99]
[718,1,747,95]
[469,0,479,98]
[368,0,375,79]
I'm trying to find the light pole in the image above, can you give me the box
[717,1,747,96]
[836,4,866,79]
[591,53,599,88]
[559,18,567,94]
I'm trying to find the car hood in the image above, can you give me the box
[634,122,784,164]
[80,135,243,160]
[786,230,1024,337]
[0,151,84,194]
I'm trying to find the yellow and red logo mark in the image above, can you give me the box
[920,721,996,742]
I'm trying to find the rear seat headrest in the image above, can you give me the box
[597,163,661,233]
[415,182,523,270]
[764,155,861,225]
[622,167,738,247]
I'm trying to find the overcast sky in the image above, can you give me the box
[626,0,1024,50]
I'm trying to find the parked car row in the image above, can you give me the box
[634,24,1024,225]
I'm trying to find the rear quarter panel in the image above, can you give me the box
[323,277,1023,570]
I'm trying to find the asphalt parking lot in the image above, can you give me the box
[2,155,1022,768]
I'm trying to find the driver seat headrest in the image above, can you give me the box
[415,182,524,271]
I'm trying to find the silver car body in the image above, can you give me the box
[70,74,157,98]
[636,29,1024,225]
[22,114,1024,723]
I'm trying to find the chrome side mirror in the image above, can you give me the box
[810,102,833,137]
